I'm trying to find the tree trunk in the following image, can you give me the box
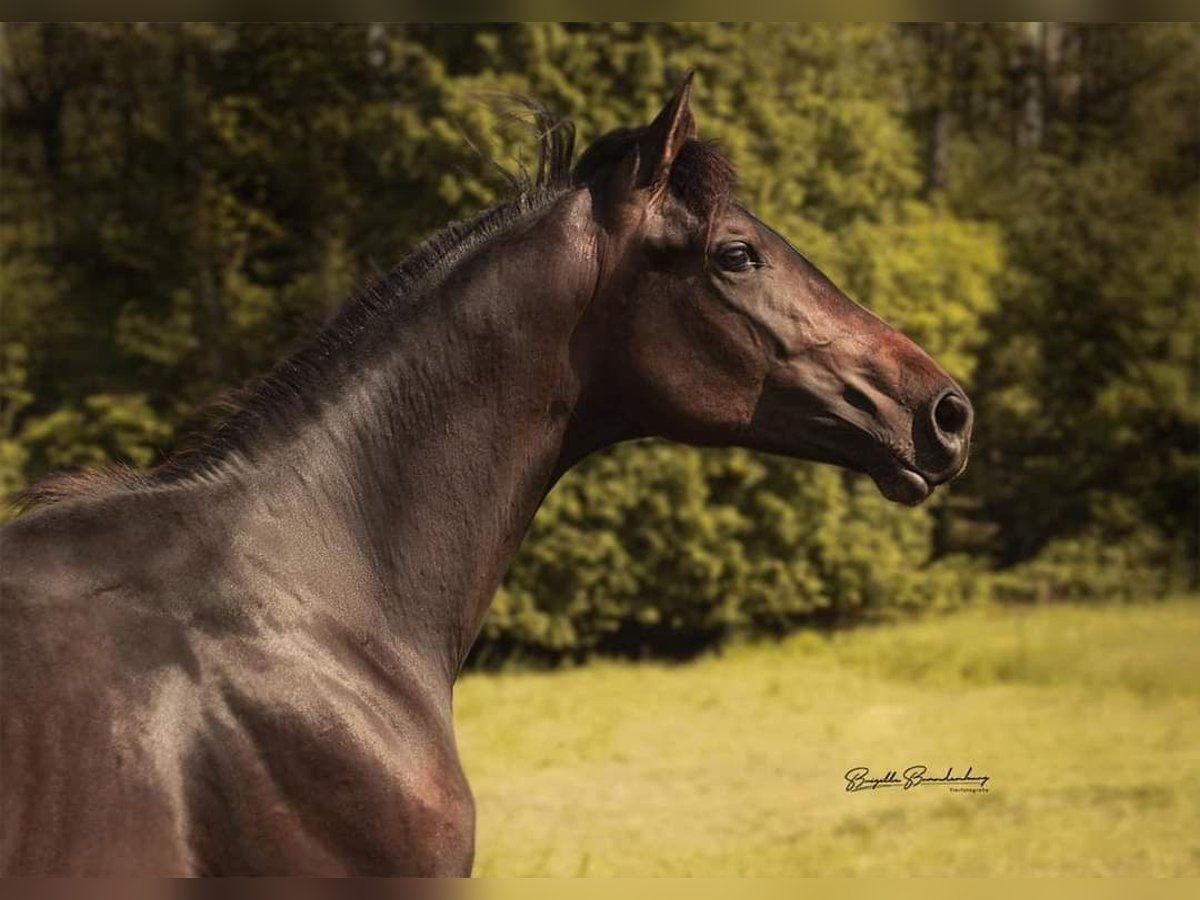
[1013,22,1045,154]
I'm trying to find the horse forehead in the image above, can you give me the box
[737,207,797,250]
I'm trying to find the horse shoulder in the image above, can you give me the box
[1,490,473,874]
[0,494,219,874]
[183,628,474,874]
[0,543,203,873]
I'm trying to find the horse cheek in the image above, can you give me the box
[623,286,763,443]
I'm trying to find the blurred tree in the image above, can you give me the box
[946,24,1200,580]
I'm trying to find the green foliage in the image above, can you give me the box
[0,343,33,501]
[17,393,172,472]
[968,149,1200,567]
[988,527,1192,605]
[2,24,1194,661]
[485,445,989,662]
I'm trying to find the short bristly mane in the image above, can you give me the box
[14,105,738,511]
[16,105,577,510]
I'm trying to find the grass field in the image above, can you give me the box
[454,599,1200,876]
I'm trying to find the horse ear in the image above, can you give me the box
[639,71,697,195]
[593,72,696,224]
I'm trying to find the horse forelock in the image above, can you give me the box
[572,128,737,222]
[670,139,737,221]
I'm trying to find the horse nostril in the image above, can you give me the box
[933,390,971,438]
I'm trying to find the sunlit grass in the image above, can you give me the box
[455,598,1200,876]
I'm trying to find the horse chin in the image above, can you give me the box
[869,464,932,507]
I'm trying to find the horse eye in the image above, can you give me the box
[715,242,756,273]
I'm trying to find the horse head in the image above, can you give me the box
[574,74,973,504]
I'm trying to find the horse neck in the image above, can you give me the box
[216,190,605,682]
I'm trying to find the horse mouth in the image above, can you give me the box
[801,419,936,507]
[742,413,937,506]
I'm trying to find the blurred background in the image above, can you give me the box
[1,23,1197,875]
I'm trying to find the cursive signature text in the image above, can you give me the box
[844,765,990,793]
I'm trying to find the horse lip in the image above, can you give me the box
[897,465,932,501]
[870,459,932,506]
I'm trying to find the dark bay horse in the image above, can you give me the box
[0,75,972,875]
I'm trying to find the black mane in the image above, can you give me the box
[15,104,739,510]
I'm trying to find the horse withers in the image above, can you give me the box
[0,74,972,875]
